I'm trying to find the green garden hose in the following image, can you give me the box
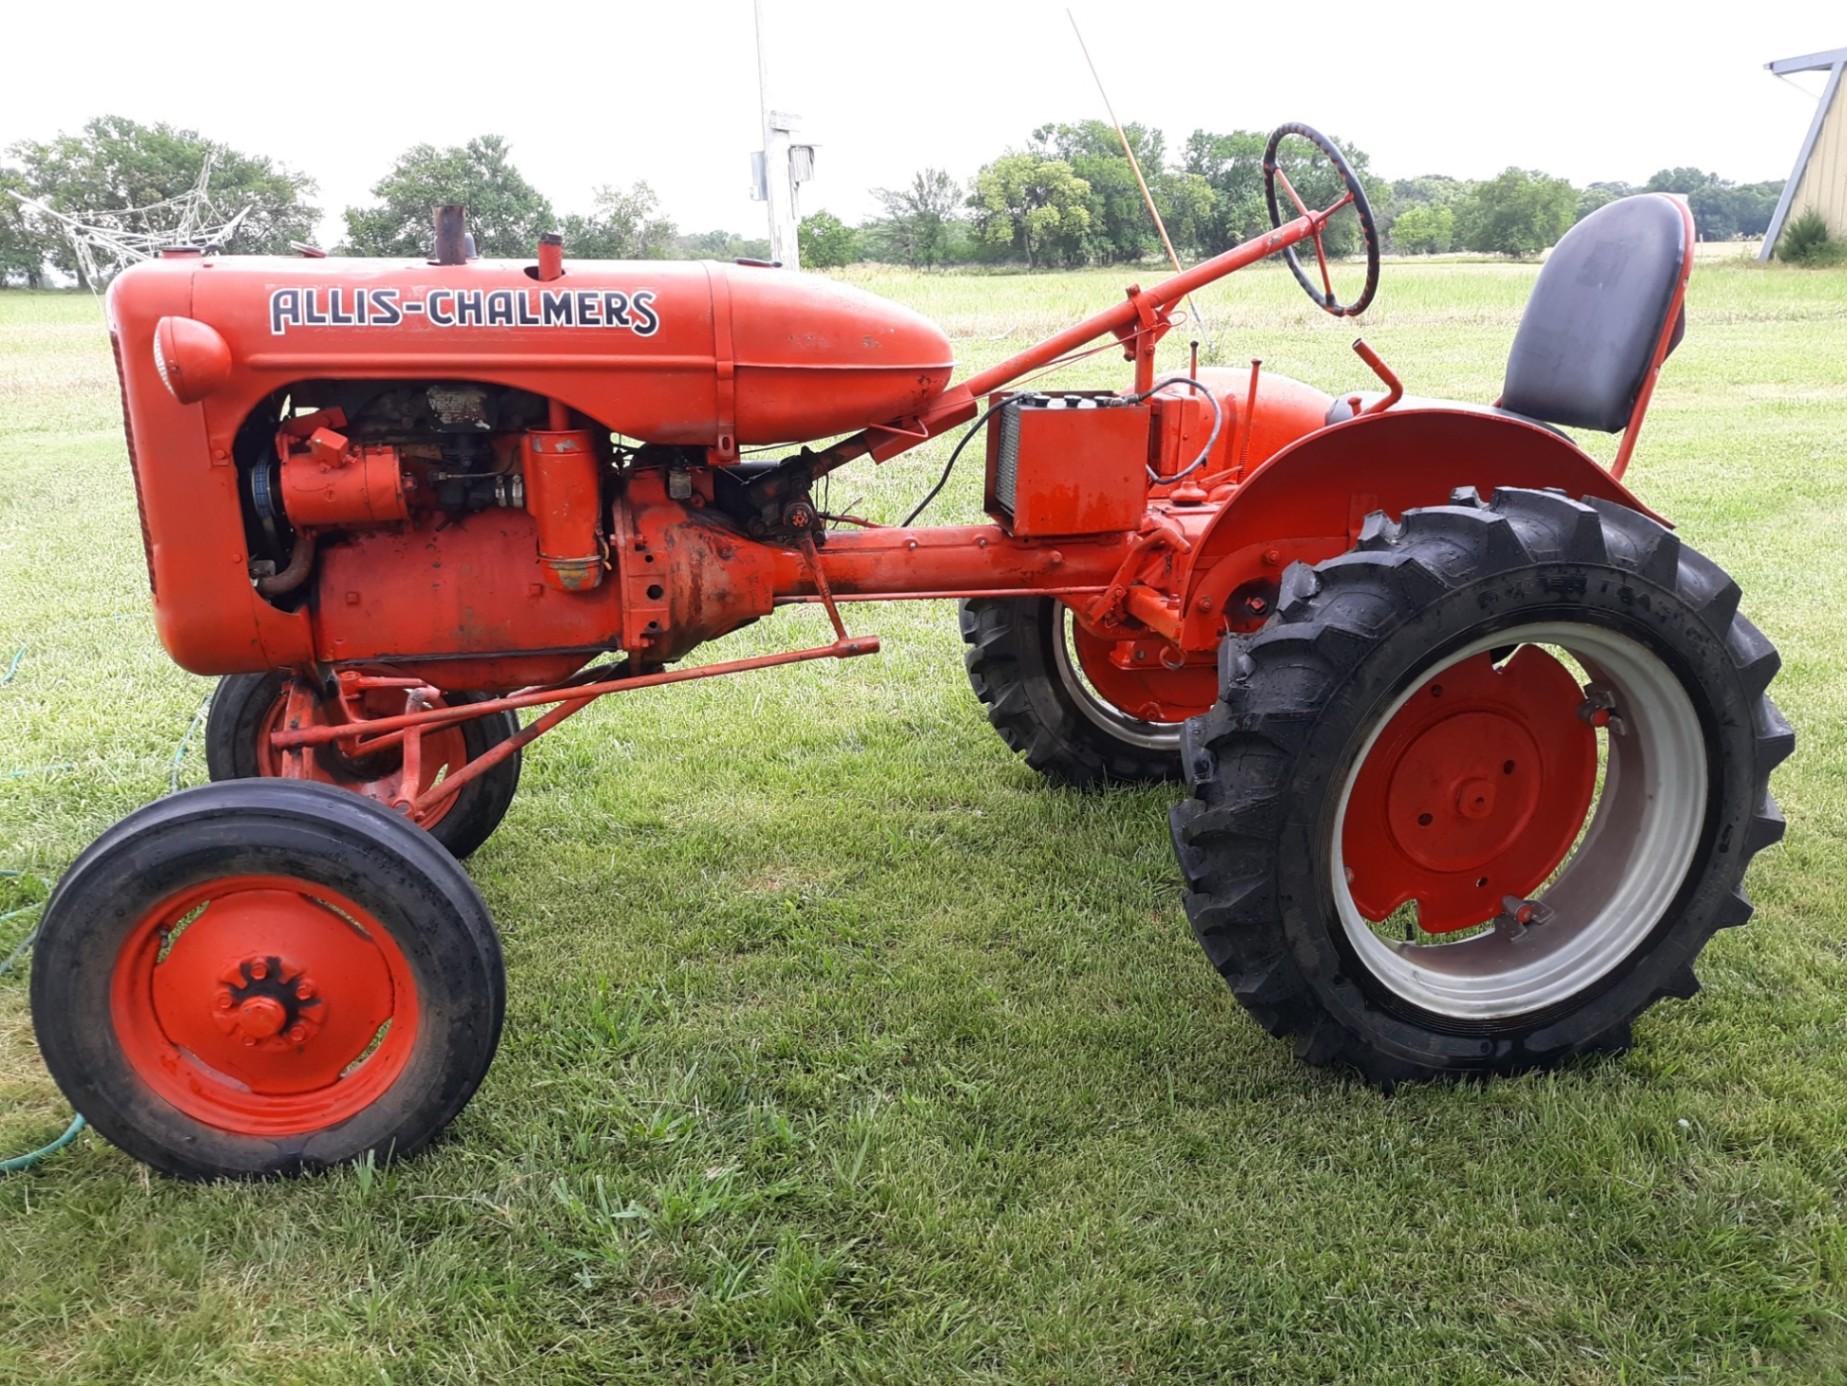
[0,689,212,1175]
[0,1114,86,1174]
[1,892,88,1174]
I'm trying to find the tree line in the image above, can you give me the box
[1,114,1788,287]
[0,118,767,288]
[812,120,1785,269]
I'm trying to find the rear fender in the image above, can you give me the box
[1176,406,1661,651]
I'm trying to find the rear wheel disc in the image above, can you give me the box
[959,596,1191,786]
[1052,605,1193,753]
[1333,623,1705,1020]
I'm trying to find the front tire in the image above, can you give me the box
[206,671,522,859]
[1170,488,1792,1085]
[29,780,505,1179]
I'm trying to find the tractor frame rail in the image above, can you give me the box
[268,636,880,819]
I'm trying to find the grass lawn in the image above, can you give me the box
[2,252,1846,1383]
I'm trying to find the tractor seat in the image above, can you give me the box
[1327,194,1688,434]
[1500,193,1688,432]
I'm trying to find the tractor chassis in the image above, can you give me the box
[265,178,1392,814]
[28,123,1793,1182]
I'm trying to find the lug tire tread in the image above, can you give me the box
[1172,487,1790,1086]
[959,597,1181,787]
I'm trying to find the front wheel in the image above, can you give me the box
[29,780,505,1179]
[206,672,522,859]
[1171,487,1792,1085]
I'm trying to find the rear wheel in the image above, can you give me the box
[1171,488,1792,1084]
[206,671,521,859]
[959,597,1206,786]
[29,780,504,1179]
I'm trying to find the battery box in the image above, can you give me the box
[984,391,1151,537]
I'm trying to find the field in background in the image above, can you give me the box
[2,256,1846,1382]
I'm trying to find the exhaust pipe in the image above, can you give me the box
[434,204,469,266]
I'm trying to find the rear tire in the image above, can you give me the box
[1170,488,1792,1085]
[959,597,1183,787]
[30,780,504,1179]
[205,672,521,859]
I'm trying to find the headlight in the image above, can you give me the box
[152,316,232,403]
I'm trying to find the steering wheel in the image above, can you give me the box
[1263,122,1380,318]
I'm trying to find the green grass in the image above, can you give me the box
[3,254,1847,1382]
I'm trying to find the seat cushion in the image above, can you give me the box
[1500,195,1687,433]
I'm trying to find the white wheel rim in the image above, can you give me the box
[1330,622,1707,1020]
[1049,604,1183,751]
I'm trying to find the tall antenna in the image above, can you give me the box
[1067,10,1207,338]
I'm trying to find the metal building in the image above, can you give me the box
[1761,46,1847,259]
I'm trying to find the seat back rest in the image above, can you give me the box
[1500,194,1689,433]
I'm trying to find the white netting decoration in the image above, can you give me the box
[7,150,254,288]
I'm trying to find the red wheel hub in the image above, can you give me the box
[1342,646,1597,933]
[111,874,419,1135]
[257,682,468,828]
[1069,621,1215,724]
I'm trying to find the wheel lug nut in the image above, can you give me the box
[1578,685,1618,728]
[248,959,268,980]
[289,1024,308,1043]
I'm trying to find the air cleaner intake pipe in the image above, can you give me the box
[523,430,604,592]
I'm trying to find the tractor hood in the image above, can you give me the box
[111,250,956,448]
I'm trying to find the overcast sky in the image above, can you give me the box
[2,0,1840,245]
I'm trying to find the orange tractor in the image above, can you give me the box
[32,127,1789,1178]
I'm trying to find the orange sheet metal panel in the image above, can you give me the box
[308,507,623,672]
[178,254,953,448]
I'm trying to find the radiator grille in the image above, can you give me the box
[110,333,158,596]
[992,405,1022,516]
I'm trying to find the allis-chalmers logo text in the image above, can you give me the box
[268,286,661,337]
